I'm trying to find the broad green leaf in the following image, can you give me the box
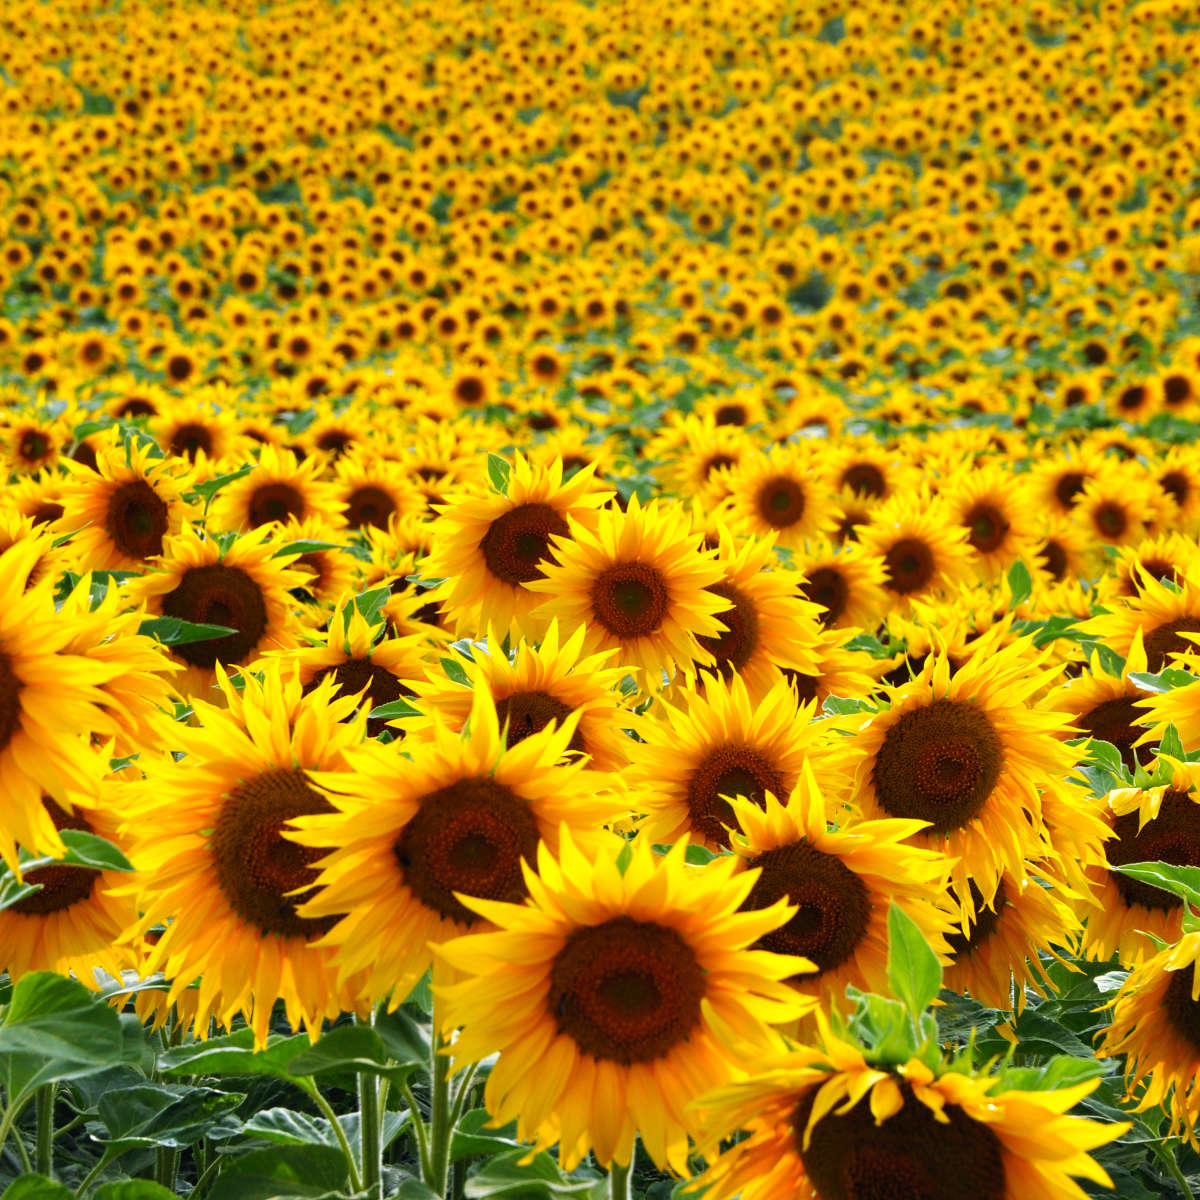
[368,698,423,721]
[463,1148,600,1199]
[351,585,391,627]
[487,453,511,495]
[93,1182,180,1200]
[886,904,942,1020]
[58,829,134,872]
[138,616,237,645]
[1111,861,1200,910]
[1159,723,1186,762]
[0,1176,74,1200]
[375,1006,430,1066]
[96,1082,246,1150]
[451,1109,522,1163]
[1007,559,1033,608]
[217,1143,352,1197]
[1128,669,1196,694]
[272,540,339,558]
[243,1106,409,1152]
[157,1028,313,1078]
[284,1023,413,1081]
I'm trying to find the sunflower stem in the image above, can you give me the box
[34,1084,55,1178]
[608,1156,634,1200]
[299,1076,364,1195]
[1155,1140,1197,1200]
[358,1069,383,1198]
[427,1033,453,1196]
[154,1145,180,1191]
[400,1079,433,1182]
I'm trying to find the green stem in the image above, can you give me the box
[75,1151,114,1197]
[35,1084,55,1178]
[359,1070,382,1198]
[154,1146,180,1191]
[426,1034,452,1196]
[0,1096,33,1175]
[1156,1141,1197,1200]
[608,1157,634,1200]
[299,1077,364,1195]
[447,1062,480,1133]
[400,1079,433,1182]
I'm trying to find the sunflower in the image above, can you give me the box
[527,495,732,687]
[1026,442,1111,518]
[0,789,137,983]
[1073,472,1155,562]
[422,452,611,641]
[1111,532,1200,599]
[0,509,66,591]
[53,440,196,570]
[125,522,308,699]
[270,516,361,606]
[626,674,837,850]
[122,664,370,1045]
[150,396,238,469]
[720,444,836,549]
[1097,929,1200,1143]
[943,867,1080,1012]
[725,764,955,1012]
[332,449,422,531]
[409,621,633,770]
[1078,761,1200,965]
[849,641,1079,914]
[940,464,1038,580]
[209,443,347,532]
[291,686,626,1008]
[261,603,432,739]
[5,415,61,476]
[434,831,815,1172]
[1152,445,1200,531]
[693,1013,1126,1200]
[1083,567,1200,675]
[856,494,976,606]
[793,540,890,632]
[822,440,917,503]
[652,416,751,505]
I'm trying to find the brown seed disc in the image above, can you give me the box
[793,1081,1006,1200]
[756,475,807,529]
[1144,617,1200,674]
[169,423,214,461]
[1108,790,1200,912]
[548,916,705,1065]
[495,690,585,754]
[478,503,569,585]
[161,563,269,668]
[946,880,1007,958]
[9,798,98,916]
[247,482,307,528]
[210,766,340,939]
[840,463,887,499]
[393,778,540,926]
[883,537,936,595]
[0,650,22,754]
[105,479,169,560]
[19,431,51,464]
[696,582,759,676]
[685,745,786,848]
[1075,696,1154,772]
[590,562,670,638]
[304,658,410,738]
[1165,963,1200,1053]
[964,503,1009,554]
[743,838,871,973]
[871,699,1003,834]
[1093,502,1128,540]
[345,485,397,530]
[801,567,849,626]
[1054,471,1086,510]
[1037,539,1069,581]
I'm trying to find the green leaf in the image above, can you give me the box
[58,829,134,872]
[157,1028,314,1077]
[487,453,511,495]
[1007,560,1033,608]
[1159,723,1186,762]
[138,616,237,645]
[463,1147,600,1199]
[1128,669,1196,693]
[272,540,340,558]
[95,1082,246,1150]
[93,1183,181,1200]
[822,695,871,716]
[215,1144,352,1198]
[0,1176,75,1200]
[1111,861,1200,909]
[243,1106,409,1152]
[192,464,253,501]
[886,904,942,1020]
[284,1023,415,1082]
[440,656,472,687]
[351,585,391,627]
[368,698,423,721]
[450,1109,522,1163]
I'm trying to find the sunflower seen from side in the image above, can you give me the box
[435,830,816,1173]
[693,1015,1127,1200]
[290,686,626,1008]
[122,663,371,1046]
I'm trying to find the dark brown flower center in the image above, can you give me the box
[210,766,340,939]
[169,423,214,461]
[1161,472,1191,507]
[345,485,397,530]
[9,798,98,916]
[801,567,849,626]
[1076,696,1155,772]
[495,690,585,754]
[685,745,786,848]
[479,503,569,586]
[696,582,759,676]
[591,562,670,638]
[1037,538,1069,581]
[883,537,936,595]
[1108,790,1200,912]
[393,778,540,926]
[872,699,1004,834]
[304,658,410,738]
[247,482,306,528]
[964,503,1009,554]
[756,476,807,529]
[105,479,169,560]
[793,1081,1005,1200]
[0,649,22,755]
[1165,963,1200,1053]
[743,838,871,973]
[160,563,270,668]
[19,431,51,463]
[548,916,705,1065]
[1054,471,1086,510]
[946,879,1007,957]
[1144,617,1200,674]
[841,463,886,498]
[1093,501,1128,540]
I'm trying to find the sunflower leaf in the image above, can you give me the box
[1128,669,1197,693]
[93,1182,180,1200]
[0,1175,75,1199]
[58,829,134,872]
[138,616,238,645]
[1007,559,1033,608]
[351,585,392,627]
[1111,861,1200,910]
[886,904,942,1021]
[487,453,511,495]
[272,540,340,558]
[369,698,423,721]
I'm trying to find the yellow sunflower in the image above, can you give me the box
[940,464,1039,580]
[0,509,67,591]
[332,449,422,531]
[435,830,816,1172]
[526,495,732,687]
[422,452,611,641]
[1110,532,1200,599]
[122,663,370,1046]
[291,686,626,1008]
[1031,513,1092,587]
[794,540,890,632]
[125,522,308,698]
[724,764,956,1013]
[1097,929,1200,1143]
[693,1014,1126,1200]
[627,674,836,850]
[268,516,361,607]
[208,443,347,532]
[1083,567,1200,675]
[408,621,633,771]
[849,641,1079,915]
[720,443,837,550]
[53,440,196,571]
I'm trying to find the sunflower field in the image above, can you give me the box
[6,0,1200,1196]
